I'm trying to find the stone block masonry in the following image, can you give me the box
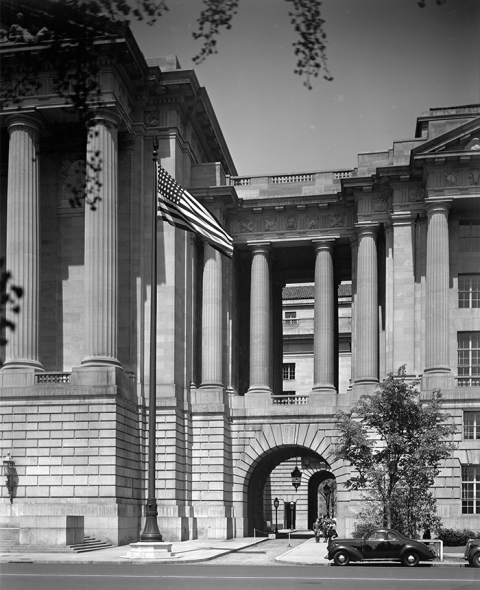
[0,374,143,545]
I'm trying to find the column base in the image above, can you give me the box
[246,386,272,395]
[1,360,44,372]
[311,384,336,394]
[81,356,122,368]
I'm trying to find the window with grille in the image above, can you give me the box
[282,363,296,380]
[458,332,480,386]
[459,274,480,308]
[462,465,480,514]
[464,411,480,440]
[459,221,480,253]
[284,311,297,324]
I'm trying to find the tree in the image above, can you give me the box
[334,367,456,537]
[0,259,23,363]
[318,478,336,518]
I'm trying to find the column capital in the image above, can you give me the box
[425,199,452,218]
[312,238,335,253]
[354,222,379,238]
[6,112,42,135]
[248,242,272,256]
[86,108,122,130]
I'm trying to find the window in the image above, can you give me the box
[284,311,297,325]
[459,275,480,308]
[462,465,480,514]
[459,221,480,253]
[464,412,480,439]
[282,363,296,380]
[458,332,480,386]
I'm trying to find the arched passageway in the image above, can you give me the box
[308,470,336,527]
[246,445,334,536]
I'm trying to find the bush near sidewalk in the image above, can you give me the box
[437,528,480,546]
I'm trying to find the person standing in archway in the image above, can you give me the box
[312,518,322,543]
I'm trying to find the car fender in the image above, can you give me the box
[328,544,364,562]
[399,543,433,560]
[469,546,480,559]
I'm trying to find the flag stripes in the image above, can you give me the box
[156,163,234,258]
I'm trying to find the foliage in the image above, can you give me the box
[318,478,337,518]
[0,258,23,362]
[287,0,331,88]
[335,367,457,536]
[436,527,480,546]
[192,0,239,65]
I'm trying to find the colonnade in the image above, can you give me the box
[2,110,121,372]
[2,111,453,390]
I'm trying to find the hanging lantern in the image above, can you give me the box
[291,464,302,490]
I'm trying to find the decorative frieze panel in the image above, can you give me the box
[233,210,353,236]
[427,168,480,193]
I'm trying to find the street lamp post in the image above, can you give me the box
[273,497,280,535]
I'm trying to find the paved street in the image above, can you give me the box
[1,562,479,590]
[1,536,479,589]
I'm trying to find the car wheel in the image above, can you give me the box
[401,551,420,567]
[470,552,480,568]
[333,550,350,566]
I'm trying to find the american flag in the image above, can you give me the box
[156,163,234,258]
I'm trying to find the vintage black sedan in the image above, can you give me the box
[464,538,480,567]
[326,528,437,567]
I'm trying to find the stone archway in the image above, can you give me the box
[233,422,341,537]
[246,446,331,536]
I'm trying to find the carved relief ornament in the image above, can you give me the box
[239,219,254,233]
[264,218,277,232]
[469,169,480,185]
[444,170,459,187]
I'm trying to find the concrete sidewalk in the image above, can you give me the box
[0,536,467,566]
[0,537,270,564]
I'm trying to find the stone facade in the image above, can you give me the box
[1,15,480,544]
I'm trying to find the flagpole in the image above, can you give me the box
[140,137,163,542]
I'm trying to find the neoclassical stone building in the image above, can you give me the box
[1,13,480,546]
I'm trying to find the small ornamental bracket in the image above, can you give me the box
[2,452,15,503]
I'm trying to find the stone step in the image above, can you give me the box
[70,536,112,553]
[0,535,112,553]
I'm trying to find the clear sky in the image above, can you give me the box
[131,0,480,176]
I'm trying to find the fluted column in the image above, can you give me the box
[312,240,336,393]
[247,244,272,394]
[200,243,223,388]
[354,224,379,385]
[82,111,121,367]
[424,201,451,375]
[2,115,43,371]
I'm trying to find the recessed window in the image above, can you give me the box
[459,221,480,253]
[464,411,480,440]
[457,332,480,386]
[284,311,297,325]
[282,363,296,380]
[462,465,480,514]
[459,274,480,308]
